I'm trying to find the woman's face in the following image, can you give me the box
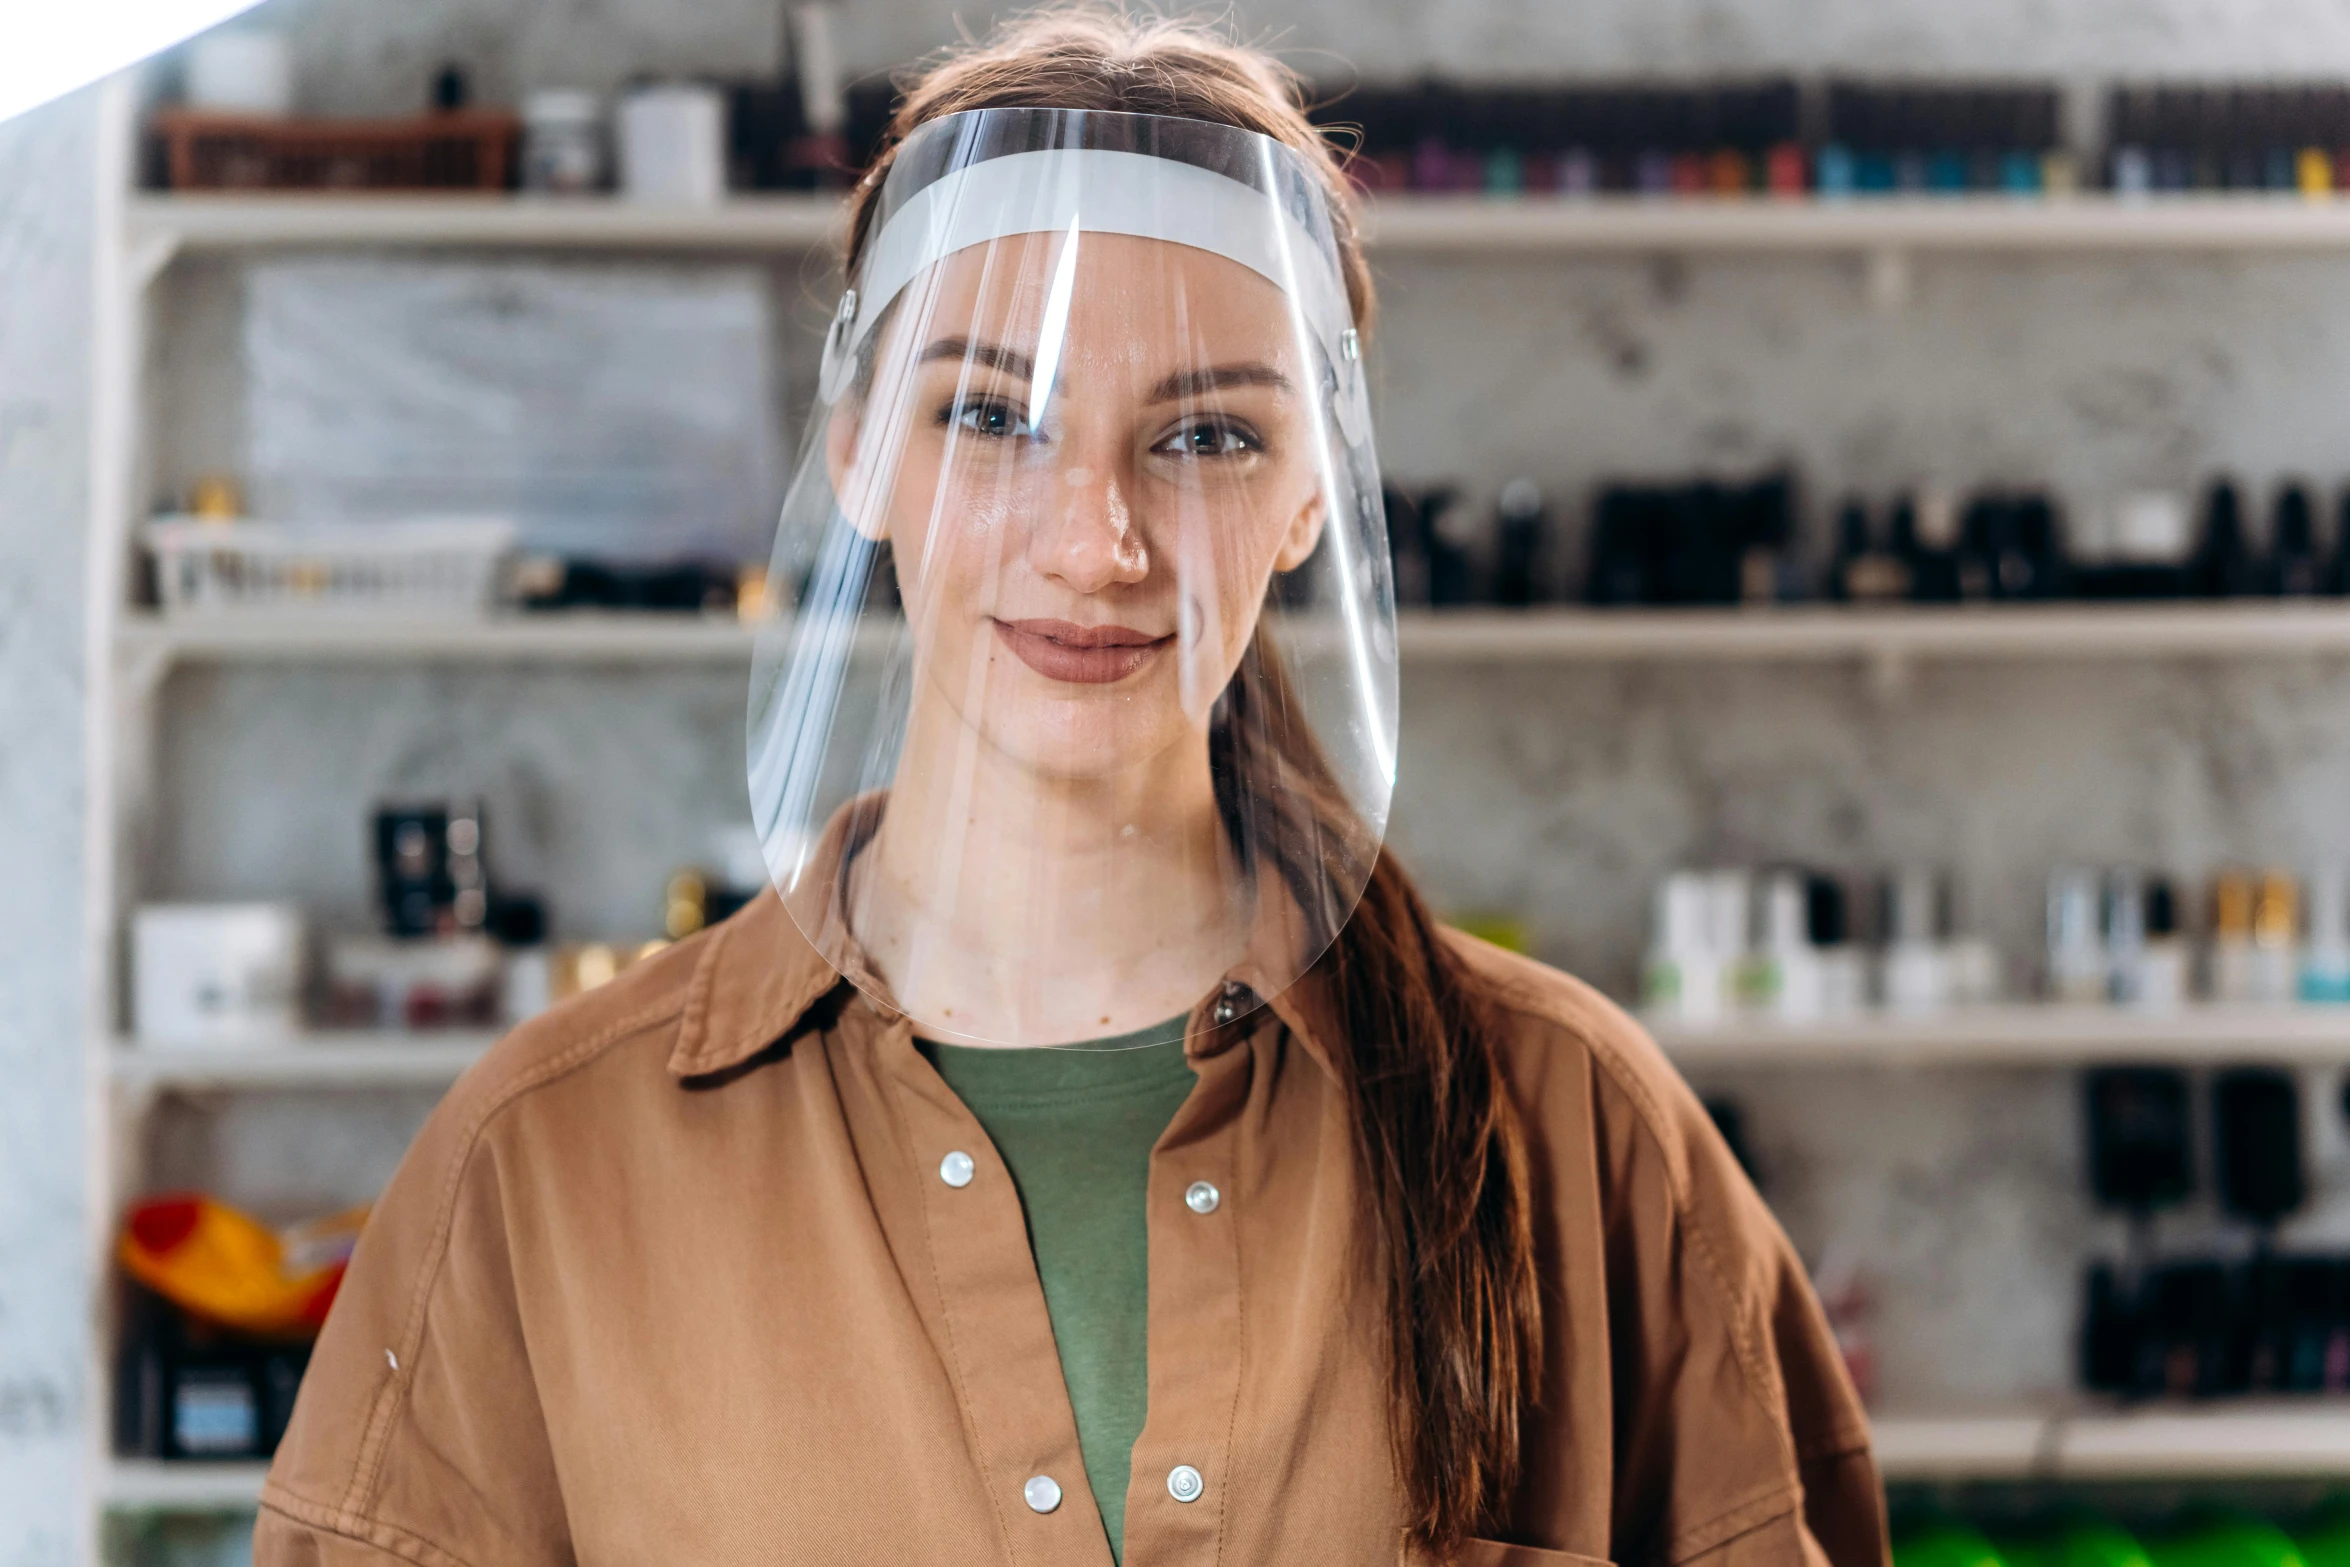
[828,231,1327,780]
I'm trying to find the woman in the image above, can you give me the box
[259,12,1885,1566]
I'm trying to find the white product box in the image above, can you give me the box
[132,903,306,1047]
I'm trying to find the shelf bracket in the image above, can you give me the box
[1863,246,1913,314]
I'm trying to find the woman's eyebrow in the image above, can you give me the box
[918,335,1033,379]
[1148,364,1293,402]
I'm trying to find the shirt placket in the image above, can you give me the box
[880,1017,1115,1567]
[1120,1015,1255,1567]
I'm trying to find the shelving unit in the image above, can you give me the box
[80,90,2350,1553]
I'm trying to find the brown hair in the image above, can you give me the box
[843,9,1541,1556]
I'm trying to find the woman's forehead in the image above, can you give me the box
[886,231,1298,363]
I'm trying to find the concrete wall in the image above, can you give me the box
[0,85,96,1567]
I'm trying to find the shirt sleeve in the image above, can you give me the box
[254,1076,573,1567]
[1588,1038,1888,1567]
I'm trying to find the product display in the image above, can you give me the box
[1639,864,1970,1025]
[616,83,727,204]
[1818,82,2068,196]
[520,89,606,193]
[2108,83,2350,194]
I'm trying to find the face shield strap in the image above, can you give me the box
[818,145,1369,444]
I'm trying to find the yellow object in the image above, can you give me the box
[187,474,243,521]
[735,564,771,622]
[118,1194,367,1336]
[665,870,710,939]
[2214,870,2254,939]
[2041,151,2081,197]
[2255,869,2300,947]
[2301,147,2335,198]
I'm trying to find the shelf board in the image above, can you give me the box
[98,1459,267,1511]
[110,1032,497,1090]
[1871,1403,2350,1481]
[125,192,841,255]
[1656,1004,2350,1068]
[123,192,2350,261]
[115,603,2350,675]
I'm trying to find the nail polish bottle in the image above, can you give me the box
[1558,146,1599,197]
[1831,498,1911,603]
[1809,875,1868,1019]
[2194,478,2258,598]
[2210,869,2257,1004]
[2301,864,2350,1004]
[2048,868,2107,1004]
[1643,871,1726,1026]
[2103,870,2146,1005]
[1880,867,1951,1017]
[2269,482,2323,597]
[1815,142,1857,197]
[1492,478,1546,607]
[2252,869,2301,1005]
[1752,870,1823,1022]
[2134,875,2190,1012]
[1765,141,1807,195]
[2331,489,2350,595]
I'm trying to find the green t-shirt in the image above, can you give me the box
[920,1019,1194,1565]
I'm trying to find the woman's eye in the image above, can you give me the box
[947,399,1039,439]
[1158,420,1257,457]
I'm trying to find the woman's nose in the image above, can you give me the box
[1028,462,1150,592]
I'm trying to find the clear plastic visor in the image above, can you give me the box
[748,109,1397,1048]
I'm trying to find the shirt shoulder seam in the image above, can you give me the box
[1660,1479,1803,1567]
[259,1487,482,1567]
[335,990,688,1530]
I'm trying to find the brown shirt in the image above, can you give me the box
[256,890,1885,1567]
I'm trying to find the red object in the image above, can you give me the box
[151,108,518,192]
[1669,152,1709,196]
[1765,143,1809,196]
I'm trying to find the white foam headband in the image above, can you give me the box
[817,146,1367,442]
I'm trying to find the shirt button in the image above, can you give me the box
[939,1151,976,1188]
[1184,1180,1220,1215]
[1167,1464,1204,1503]
[1023,1474,1063,1514]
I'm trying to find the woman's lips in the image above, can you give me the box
[992,618,1172,684]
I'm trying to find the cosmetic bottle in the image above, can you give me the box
[1879,867,1951,1016]
[2133,875,2190,1012]
[1642,871,1726,1025]
[1898,489,1964,603]
[1558,146,1599,196]
[2210,869,2258,1004]
[1493,479,1546,607]
[2082,490,2193,599]
[1764,142,1807,195]
[1750,870,1823,1022]
[2331,490,2350,595]
[2301,865,2350,1004]
[1706,868,1753,1006]
[2103,870,2146,1004]
[1814,143,1857,197]
[1424,489,1479,606]
[1830,499,1910,603]
[2048,868,2107,1004]
[1806,875,1868,1019]
[2252,869,2302,1004]
[2194,478,2258,597]
[2270,483,2324,596]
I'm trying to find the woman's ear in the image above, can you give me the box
[1271,487,1327,572]
[825,400,891,542]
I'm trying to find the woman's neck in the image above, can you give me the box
[850,688,1245,1047]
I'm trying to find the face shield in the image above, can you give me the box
[747,107,1396,1048]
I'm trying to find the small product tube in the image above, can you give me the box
[1753,870,1824,1022]
[1642,871,1726,1026]
[2104,870,2147,1004]
[2251,869,2301,1004]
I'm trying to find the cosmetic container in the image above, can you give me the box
[1879,867,1951,1016]
[2210,870,2258,1005]
[2134,876,2190,1012]
[1642,871,1728,1025]
[2252,870,2302,1004]
[1493,479,1547,607]
[2269,483,2323,597]
[1807,876,1868,1019]
[1751,871,1824,1022]
[2048,868,2106,1004]
[2302,866,2350,1003]
[2103,871,2146,1004]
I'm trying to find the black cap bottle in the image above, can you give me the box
[2270,482,2322,596]
[2194,477,2257,597]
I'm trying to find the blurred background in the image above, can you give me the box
[18,0,2350,1562]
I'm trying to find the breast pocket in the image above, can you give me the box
[1453,1540,1616,1567]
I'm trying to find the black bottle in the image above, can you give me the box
[1492,479,1546,606]
[2269,483,2323,596]
[2193,478,2258,597]
[2333,489,2350,595]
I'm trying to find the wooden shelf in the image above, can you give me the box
[115,603,2350,678]
[122,192,2350,265]
[1656,1004,2350,1068]
[110,1032,498,1091]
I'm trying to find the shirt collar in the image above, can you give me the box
[669,797,1348,1082]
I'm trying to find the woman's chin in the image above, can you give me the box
[977,707,1197,783]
